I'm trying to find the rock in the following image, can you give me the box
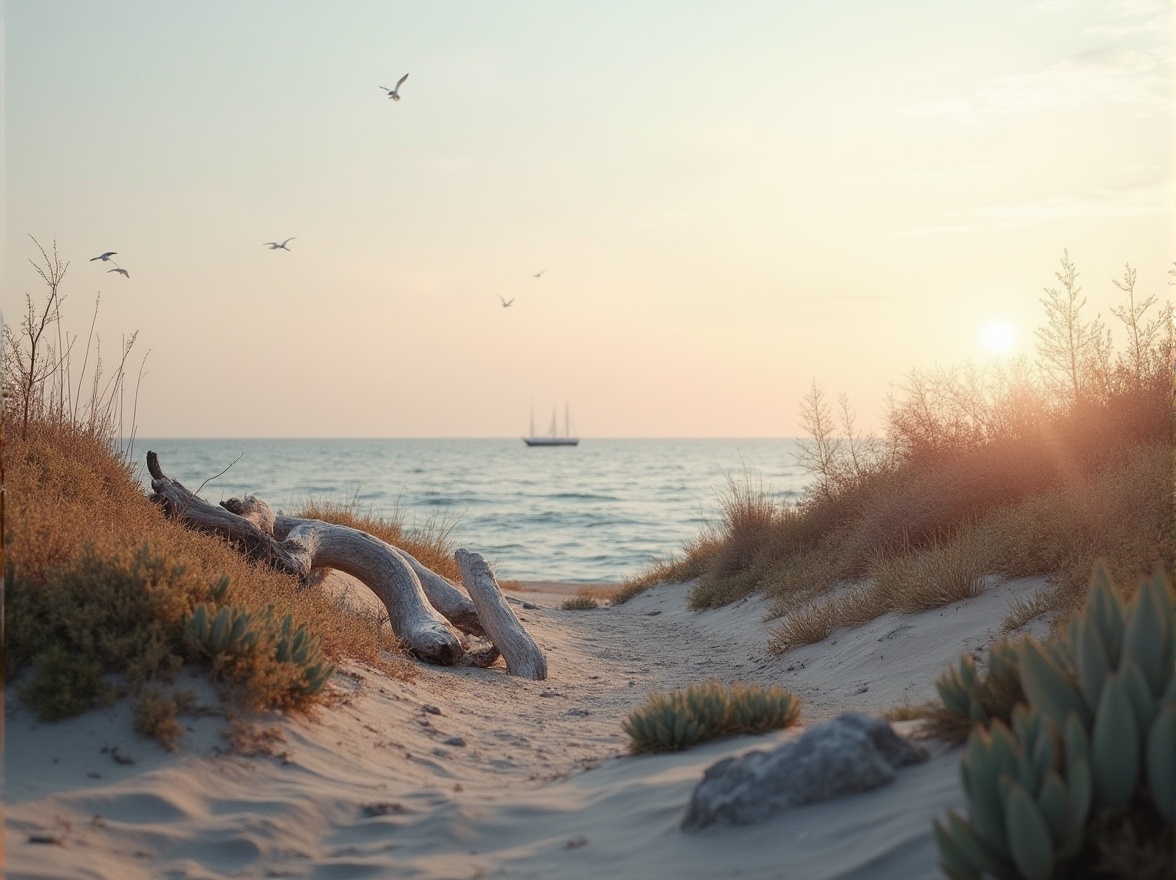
[441,736,467,747]
[681,713,928,830]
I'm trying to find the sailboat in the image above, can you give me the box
[523,403,579,447]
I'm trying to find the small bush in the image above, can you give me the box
[623,680,801,753]
[561,596,599,611]
[19,644,117,721]
[132,688,196,751]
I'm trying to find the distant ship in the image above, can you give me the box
[524,404,579,447]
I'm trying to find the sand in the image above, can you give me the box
[4,573,1052,879]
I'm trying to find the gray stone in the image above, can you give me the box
[681,712,928,830]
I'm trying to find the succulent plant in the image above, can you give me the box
[936,637,1027,729]
[183,603,335,697]
[623,691,707,752]
[934,565,1176,879]
[726,682,801,735]
[623,680,800,753]
[1018,566,1174,819]
[934,706,1091,880]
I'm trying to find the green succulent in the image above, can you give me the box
[726,682,801,735]
[183,603,335,697]
[623,680,801,753]
[935,706,1091,880]
[934,565,1176,879]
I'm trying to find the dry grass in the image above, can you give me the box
[611,530,720,604]
[294,498,462,583]
[867,527,993,613]
[5,420,417,732]
[574,585,619,602]
[633,256,1172,651]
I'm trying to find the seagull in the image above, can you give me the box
[107,267,130,278]
[379,73,409,101]
[532,270,545,278]
[499,296,514,308]
[264,238,296,250]
[90,252,118,262]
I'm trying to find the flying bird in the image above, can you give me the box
[264,238,296,250]
[532,270,545,278]
[379,73,410,101]
[107,267,130,278]
[90,252,118,262]
[499,296,514,308]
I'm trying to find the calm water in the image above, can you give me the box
[133,439,814,583]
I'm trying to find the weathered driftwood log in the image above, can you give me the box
[223,495,486,639]
[456,548,548,680]
[147,452,464,665]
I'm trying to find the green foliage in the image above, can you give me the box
[560,596,600,611]
[929,637,1028,744]
[18,644,117,721]
[7,544,200,719]
[132,688,196,751]
[623,680,800,753]
[934,565,1176,879]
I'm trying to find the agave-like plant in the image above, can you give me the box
[935,636,1027,740]
[934,566,1176,879]
[184,603,335,696]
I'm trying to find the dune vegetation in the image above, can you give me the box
[620,252,1174,650]
[2,239,450,744]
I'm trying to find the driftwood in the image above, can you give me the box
[456,549,548,680]
[144,452,544,671]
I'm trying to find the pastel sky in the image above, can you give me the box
[3,1,1172,438]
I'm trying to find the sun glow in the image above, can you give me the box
[979,320,1017,357]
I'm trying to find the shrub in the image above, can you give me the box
[18,644,117,721]
[561,596,599,611]
[933,565,1175,879]
[623,680,801,753]
[132,688,196,751]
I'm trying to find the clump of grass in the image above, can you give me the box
[612,531,720,605]
[868,527,993,612]
[294,497,461,583]
[623,680,801,753]
[560,596,599,611]
[882,699,933,723]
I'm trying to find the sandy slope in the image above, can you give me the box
[4,574,1050,880]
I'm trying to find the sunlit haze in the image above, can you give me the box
[3,1,1172,438]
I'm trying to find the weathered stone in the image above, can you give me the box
[681,712,928,830]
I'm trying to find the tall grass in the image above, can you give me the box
[628,253,1174,649]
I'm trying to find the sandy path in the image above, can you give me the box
[5,575,1050,880]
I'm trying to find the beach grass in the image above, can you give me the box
[628,253,1174,646]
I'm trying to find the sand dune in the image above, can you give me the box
[5,574,1051,879]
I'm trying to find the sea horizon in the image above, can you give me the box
[134,437,815,584]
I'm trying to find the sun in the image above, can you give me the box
[979,320,1017,357]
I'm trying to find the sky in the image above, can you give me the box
[2,1,1172,438]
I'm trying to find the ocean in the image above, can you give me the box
[134,438,814,584]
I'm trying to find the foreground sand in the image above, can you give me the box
[5,574,1050,879]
